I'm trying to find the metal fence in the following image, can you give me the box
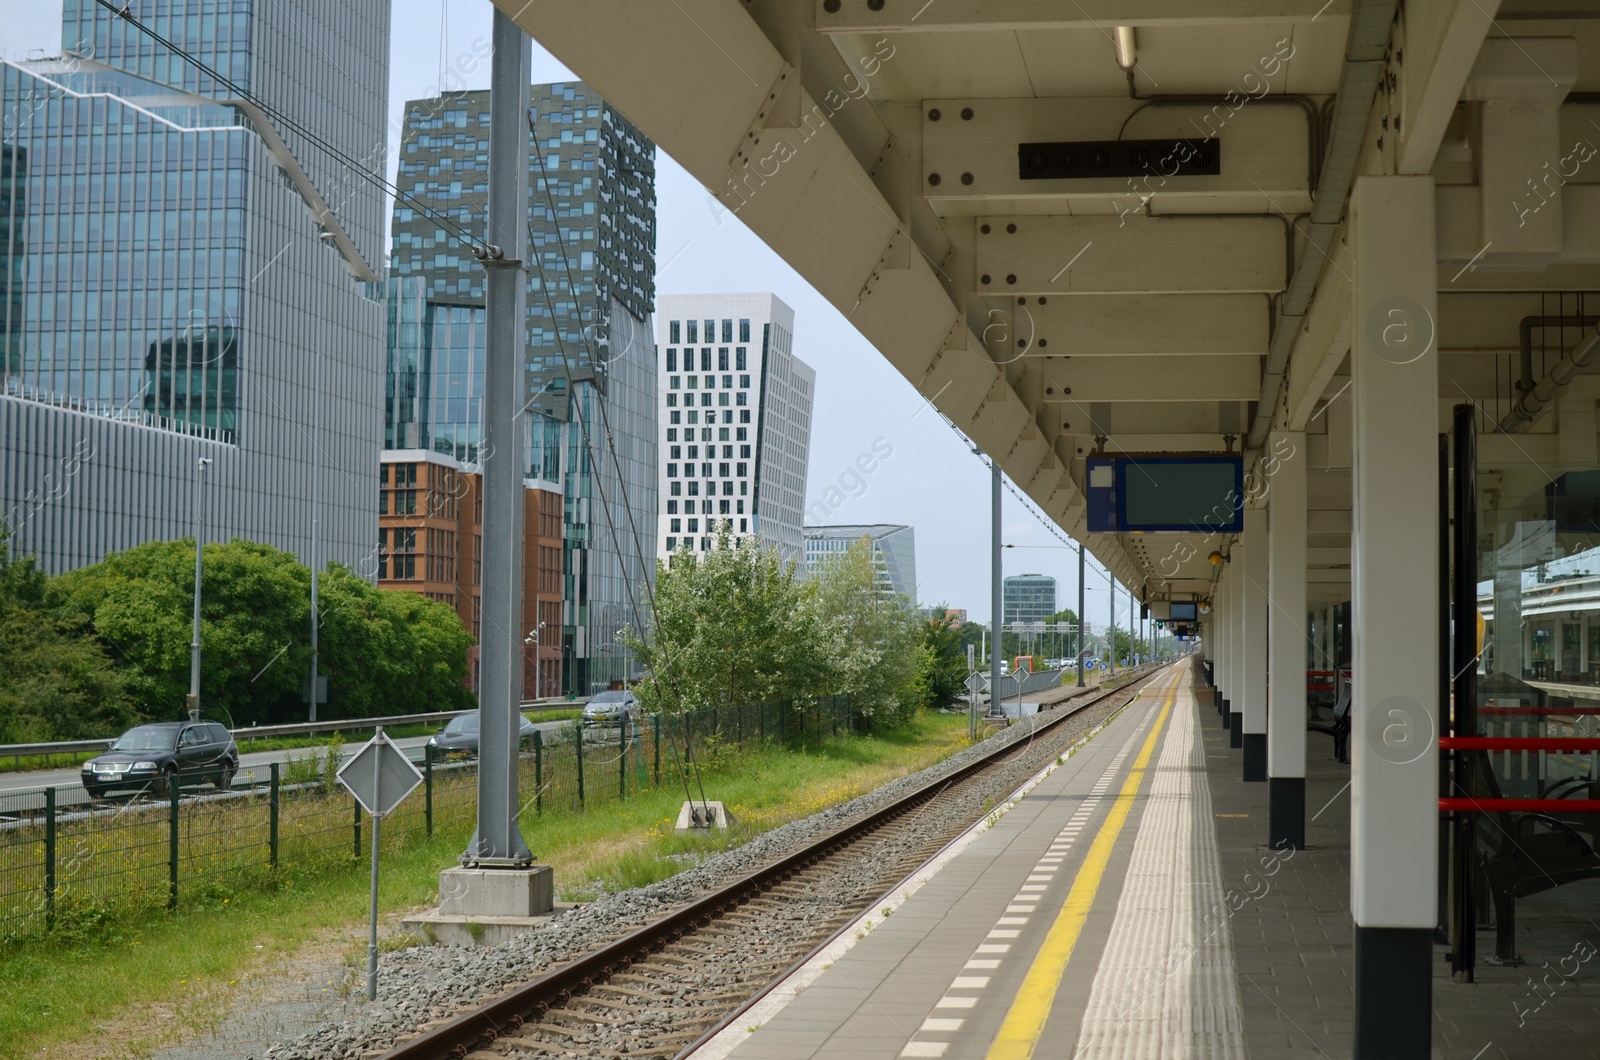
[0,696,851,947]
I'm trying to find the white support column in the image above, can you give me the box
[1268,431,1308,844]
[1214,572,1231,726]
[1242,507,1269,780]
[1229,548,1245,747]
[1350,175,1439,1058]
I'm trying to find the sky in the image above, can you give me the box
[1,1,1142,630]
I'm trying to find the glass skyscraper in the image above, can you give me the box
[386,82,657,694]
[0,0,389,575]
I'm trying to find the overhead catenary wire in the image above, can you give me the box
[90,0,482,253]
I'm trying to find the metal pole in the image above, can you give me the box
[1077,544,1086,687]
[310,350,322,723]
[366,727,383,1002]
[466,9,532,867]
[1107,568,1116,677]
[991,460,1003,715]
[188,456,211,721]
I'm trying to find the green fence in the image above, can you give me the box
[0,696,851,947]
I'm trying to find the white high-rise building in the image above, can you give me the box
[655,294,814,568]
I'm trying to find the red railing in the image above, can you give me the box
[1439,735,1600,813]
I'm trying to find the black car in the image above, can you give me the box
[426,711,538,760]
[81,721,239,798]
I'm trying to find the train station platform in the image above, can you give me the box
[709,664,1600,1060]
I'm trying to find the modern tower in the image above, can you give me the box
[804,524,917,598]
[0,0,389,576]
[387,82,657,695]
[655,293,814,568]
[1003,574,1059,625]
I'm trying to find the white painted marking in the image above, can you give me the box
[951,976,992,988]
[998,917,1029,925]
[1070,674,1248,1057]
[977,944,1011,953]
[989,929,1021,938]
[922,1017,965,1031]
[1005,905,1037,914]
[901,1043,949,1057]
[936,996,979,1009]
[964,960,1001,970]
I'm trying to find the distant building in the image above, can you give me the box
[1,0,389,575]
[944,608,968,628]
[655,294,814,568]
[1003,574,1058,626]
[377,451,563,699]
[804,524,916,598]
[386,81,658,694]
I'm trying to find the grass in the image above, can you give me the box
[0,711,969,1059]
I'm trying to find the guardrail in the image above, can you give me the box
[0,699,594,766]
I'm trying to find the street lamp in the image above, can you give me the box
[188,456,213,721]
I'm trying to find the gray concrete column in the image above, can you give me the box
[1242,507,1268,779]
[1268,431,1308,843]
[1350,174,1438,1058]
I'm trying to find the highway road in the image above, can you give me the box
[0,718,576,809]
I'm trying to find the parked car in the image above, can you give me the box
[81,721,238,799]
[582,689,640,730]
[427,711,538,761]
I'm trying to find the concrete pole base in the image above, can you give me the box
[1269,776,1306,849]
[1242,733,1267,781]
[1229,713,1244,748]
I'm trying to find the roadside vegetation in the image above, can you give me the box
[0,531,473,743]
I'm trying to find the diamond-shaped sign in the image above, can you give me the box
[964,671,987,694]
[337,731,423,818]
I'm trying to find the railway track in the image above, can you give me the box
[379,664,1171,1060]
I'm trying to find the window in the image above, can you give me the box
[736,348,747,370]
[740,446,752,459]
[670,410,681,424]
[720,462,731,477]
[723,375,733,388]
[670,518,681,533]
[736,392,747,406]
[666,349,676,372]
[741,480,749,495]
[704,319,714,341]
[667,393,677,407]
[687,445,699,459]
[667,463,678,477]
[687,410,699,424]
[669,320,680,343]
[722,410,734,424]
[718,348,729,371]
[740,518,748,532]
[670,481,682,496]
[722,319,733,342]
[740,374,750,388]
[739,319,750,342]
[740,410,751,423]
[670,375,680,389]
[719,427,730,441]
[701,348,712,372]
[718,393,730,406]
[666,536,677,551]
[701,394,712,407]
[688,518,699,532]
[737,499,745,513]
[723,481,735,495]
[688,481,700,496]
[670,445,681,459]
[667,428,677,442]
[736,427,747,440]
[720,499,731,515]
[667,500,678,514]
[687,375,697,389]
[738,461,748,475]
[686,320,697,343]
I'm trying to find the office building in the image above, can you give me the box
[377,451,563,698]
[1003,574,1058,626]
[0,0,389,576]
[655,293,814,567]
[804,524,916,598]
[387,82,656,694]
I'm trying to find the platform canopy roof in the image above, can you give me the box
[497,0,1600,609]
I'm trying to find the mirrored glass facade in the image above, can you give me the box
[387,82,657,694]
[0,0,388,576]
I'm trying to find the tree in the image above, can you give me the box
[916,605,968,709]
[808,541,923,728]
[624,528,823,715]
[0,531,136,742]
[50,538,474,725]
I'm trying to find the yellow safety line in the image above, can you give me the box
[984,672,1180,1060]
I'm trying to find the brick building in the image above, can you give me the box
[377,450,563,699]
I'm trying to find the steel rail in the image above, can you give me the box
[380,662,1171,1060]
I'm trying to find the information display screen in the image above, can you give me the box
[1169,601,1198,622]
[1117,457,1243,533]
